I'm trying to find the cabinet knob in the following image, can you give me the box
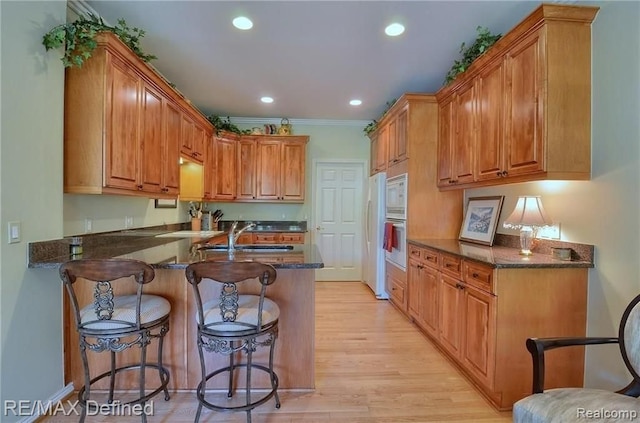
[501,170,508,177]
[136,184,143,190]
[472,272,480,278]
[456,283,465,290]
[496,171,502,176]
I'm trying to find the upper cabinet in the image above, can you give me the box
[64,32,213,199]
[435,4,598,190]
[203,133,308,203]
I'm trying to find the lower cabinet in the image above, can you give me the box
[406,242,587,410]
[208,232,305,245]
[386,260,408,314]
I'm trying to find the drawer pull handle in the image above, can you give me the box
[455,283,465,290]
[472,272,480,278]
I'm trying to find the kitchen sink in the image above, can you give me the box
[199,244,295,253]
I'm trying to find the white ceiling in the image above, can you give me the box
[83,0,552,121]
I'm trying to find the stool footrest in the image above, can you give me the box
[78,363,171,406]
[196,363,279,413]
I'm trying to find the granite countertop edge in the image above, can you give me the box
[28,221,323,270]
[408,238,595,269]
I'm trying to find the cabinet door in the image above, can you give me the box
[504,29,545,176]
[476,58,505,182]
[139,83,164,194]
[180,113,194,157]
[256,139,281,200]
[408,260,439,339]
[191,123,206,164]
[461,285,496,390]
[453,80,475,185]
[369,132,379,175]
[163,101,182,196]
[387,118,397,166]
[395,106,409,163]
[375,124,388,173]
[437,97,455,187]
[280,141,306,201]
[236,137,257,200]
[104,54,141,190]
[439,273,463,359]
[213,135,236,200]
[202,129,215,200]
[280,232,305,244]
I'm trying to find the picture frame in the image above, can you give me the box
[154,198,177,209]
[459,196,504,246]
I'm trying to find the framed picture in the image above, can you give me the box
[459,196,504,246]
[154,199,177,209]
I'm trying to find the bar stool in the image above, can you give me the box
[59,259,171,423]
[185,261,280,423]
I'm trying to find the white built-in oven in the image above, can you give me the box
[384,219,407,270]
[385,173,407,220]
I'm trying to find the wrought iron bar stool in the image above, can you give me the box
[185,260,281,423]
[59,259,171,423]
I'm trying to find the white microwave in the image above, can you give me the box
[385,173,407,220]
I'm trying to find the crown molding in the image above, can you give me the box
[67,0,102,20]
[229,117,370,127]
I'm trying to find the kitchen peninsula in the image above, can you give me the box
[29,223,323,392]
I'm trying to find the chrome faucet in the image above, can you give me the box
[227,221,256,252]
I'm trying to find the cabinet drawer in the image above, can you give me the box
[280,233,305,244]
[236,233,253,244]
[463,261,494,293]
[253,233,279,244]
[388,277,405,306]
[408,244,439,269]
[441,254,462,278]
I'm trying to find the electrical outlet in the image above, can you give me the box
[538,223,561,240]
[85,218,93,233]
[8,221,21,244]
[125,216,134,229]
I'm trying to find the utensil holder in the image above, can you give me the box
[191,217,201,232]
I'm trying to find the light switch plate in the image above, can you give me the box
[8,221,21,244]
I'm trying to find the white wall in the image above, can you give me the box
[467,1,640,389]
[0,1,67,419]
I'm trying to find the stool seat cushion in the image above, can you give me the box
[513,388,640,423]
[80,294,171,331]
[201,294,279,332]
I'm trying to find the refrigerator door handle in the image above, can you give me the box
[365,199,371,246]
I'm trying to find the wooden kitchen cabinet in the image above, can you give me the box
[211,133,238,200]
[64,32,212,198]
[369,127,387,175]
[253,232,305,244]
[368,101,408,175]
[386,260,408,314]
[407,251,439,339]
[236,137,258,200]
[436,80,476,188]
[255,136,308,202]
[436,4,598,190]
[406,241,587,410]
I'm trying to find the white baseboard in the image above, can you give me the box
[17,383,74,423]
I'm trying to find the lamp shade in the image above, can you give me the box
[503,196,552,229]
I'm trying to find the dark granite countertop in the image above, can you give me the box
[28,223,323,270]
[217,220,307,233]
[408,238,594,269]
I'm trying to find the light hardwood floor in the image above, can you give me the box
[41,281,512,422]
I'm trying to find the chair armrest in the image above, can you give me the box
[526,337,619,394]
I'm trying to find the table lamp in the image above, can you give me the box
[503,196,552,255]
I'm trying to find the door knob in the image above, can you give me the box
[316,226,323,231]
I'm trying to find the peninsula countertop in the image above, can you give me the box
[28,223,323,270]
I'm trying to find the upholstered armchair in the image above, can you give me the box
[513,294,640,422]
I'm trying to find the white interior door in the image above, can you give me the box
[313,161,365,281]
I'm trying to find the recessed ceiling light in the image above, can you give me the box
[350,99,362,106]
[233,16,253,30]
[385,23,405,37]
[261,96,274,104]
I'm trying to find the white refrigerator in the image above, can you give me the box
[363,172,388,299]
